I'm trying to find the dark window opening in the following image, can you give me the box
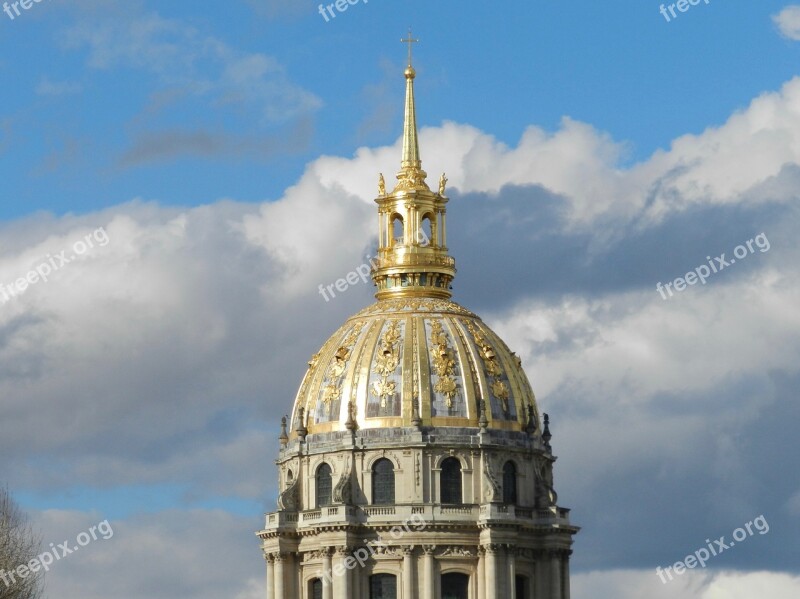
[503,461,517,505]
[441,572,469,599]
[372,458,395,505]
[370,574,397,599]
[440,457,462,504]
[316,463,332,507]
[515,575,530,599]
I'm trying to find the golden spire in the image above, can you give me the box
[400,29,421,170]
[370,32,457,301]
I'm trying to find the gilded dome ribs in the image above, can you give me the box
[367,320,404,417]
[427,319,464,417]
[464,320,517,423]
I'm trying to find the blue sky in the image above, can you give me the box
[2,0,799,220]
[3,1,800,598]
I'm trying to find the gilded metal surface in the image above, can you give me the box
[370,320,402,409]
[429,320,458,407]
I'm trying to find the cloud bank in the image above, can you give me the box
[4,75,800,598]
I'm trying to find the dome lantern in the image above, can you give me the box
[372,30,456,301]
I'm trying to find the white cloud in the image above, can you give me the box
[4,67,800,594]
[773,6,800,40]
[573,570,800,599]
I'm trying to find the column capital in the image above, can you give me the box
[402,545,416,557]
[422,544,437,555]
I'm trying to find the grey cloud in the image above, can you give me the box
[447,182,793,314]
[116,120,313,167]
[243,0,317,19]
[34,509,263,599]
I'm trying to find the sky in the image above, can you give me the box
[1,0,800,597]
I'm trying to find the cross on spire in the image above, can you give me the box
[401,28,419,67]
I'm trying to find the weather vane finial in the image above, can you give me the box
[401,27,419,67]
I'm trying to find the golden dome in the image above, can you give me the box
[288,41,541,439]
[290,297,540,438]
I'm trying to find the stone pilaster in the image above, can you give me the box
[274,553,285,599]
[484,544,500,599]
[477,546,486,599]
[549,550,562,599]
[422,545,436,599]
[506,545,516,599]
[264,553,275,599]
[563,550,572,599]
[335,546,351,599]
[322,548,333,599]
[403,546,415,599]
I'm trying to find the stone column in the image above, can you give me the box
[290,553,300,598]
[477,547,486,599]
[533,551,546,599]
[563,551,571,599]
[335,547,351,599]
[403,546,415,599]
[274,553,285,599]
[507,546,516,599]
[485,545,498,599]
[322,548,333,599]
[265,553,275,599]
[422,545,436,599]
[549,551,562,599]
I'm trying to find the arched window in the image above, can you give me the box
[419,214,434,246]
[391,214,404,245]
[503,461,517,505]
[310,578,323,599]
[441,573,469,599]
[440,457,462,504]
[372,458,395,505]
[370,574,397,599]
[316,463,332,508]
